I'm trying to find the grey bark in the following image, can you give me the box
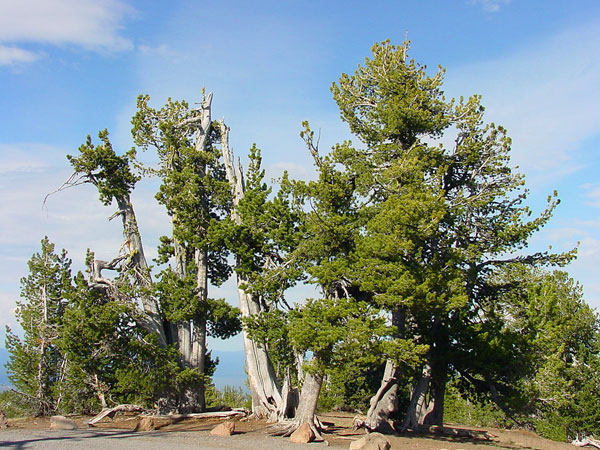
[401,363,431,431]
[172,92,213,413]
[271,369,324,439]
[364,308,405,431]
[115,195,166,346]
[294,371,323,426]
[219,119,285,420]
[364,360,400,432]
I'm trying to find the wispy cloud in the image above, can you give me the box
[468,0,512,13]
[0,45,39,65]
[581,183,600,207]
[444,20,600,185]
[0,143,65,173]
[138,44,171,57]
[0,0,135,66]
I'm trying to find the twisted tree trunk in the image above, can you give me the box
[115,195,166,346]
[271,369,324,440]
[364,360,400,432]
[364,308,406,431]
[401,362,431,431]
[219,120,286,420]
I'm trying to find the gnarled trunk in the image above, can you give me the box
[238,282,284,419]
[421,358,446,426]
[364,360,400,432]
[115,195,166,346]
[272,369,324,440]
[364,307,406,431]
[401,362,431,431]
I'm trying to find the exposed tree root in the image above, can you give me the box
[268,418,325,441]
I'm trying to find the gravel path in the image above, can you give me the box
[0,428,337,449]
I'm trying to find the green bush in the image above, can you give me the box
[206,385,251,410]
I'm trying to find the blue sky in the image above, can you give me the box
[1,0,600,357]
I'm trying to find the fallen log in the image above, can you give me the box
[150,409,249,420]
[573,438,600,449]
[88,404,145,426]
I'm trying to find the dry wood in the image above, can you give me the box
[88,404,145,426]
[147,409,248,420]
[573,438,600,449]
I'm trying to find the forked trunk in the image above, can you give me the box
[271,370,324,440]
[364,308,406,431]
[401,363,431,431]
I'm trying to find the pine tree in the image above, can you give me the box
[131,92,239,412]
[329,40,573,431]
[5,237,72,415]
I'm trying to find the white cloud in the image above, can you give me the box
[0,292,19,339]
[581,183,600,207]
[266,161,315,182]
[0,143,63,173]
[444,20,600,184]
[138,44,171,57]
[0,0,135,66]
[468,0,511,13]
[535,226,600,310]
[0,44,39,65]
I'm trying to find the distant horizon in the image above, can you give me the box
[0,347,248,393]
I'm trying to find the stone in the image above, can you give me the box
[289,422,315,443]
[134,416,156,431]
[210,421,235,436]
[49,415,78,430]
[349,432,391,450]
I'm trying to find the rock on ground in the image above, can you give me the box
[50,415,78,430]
[289,423,315,444]
[349,432,391,450]
[134,416,157,431]
[210,421,236,436]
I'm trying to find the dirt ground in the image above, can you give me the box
[1,411,577,450]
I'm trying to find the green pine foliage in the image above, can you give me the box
[66,129,139,205]
[504,268,600,440]
[4,41,598,443]
[328,40,576,425]
[5,237,72,416]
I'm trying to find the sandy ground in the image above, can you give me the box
[0,412,577,450]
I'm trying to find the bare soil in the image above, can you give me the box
[1,411,576,450]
